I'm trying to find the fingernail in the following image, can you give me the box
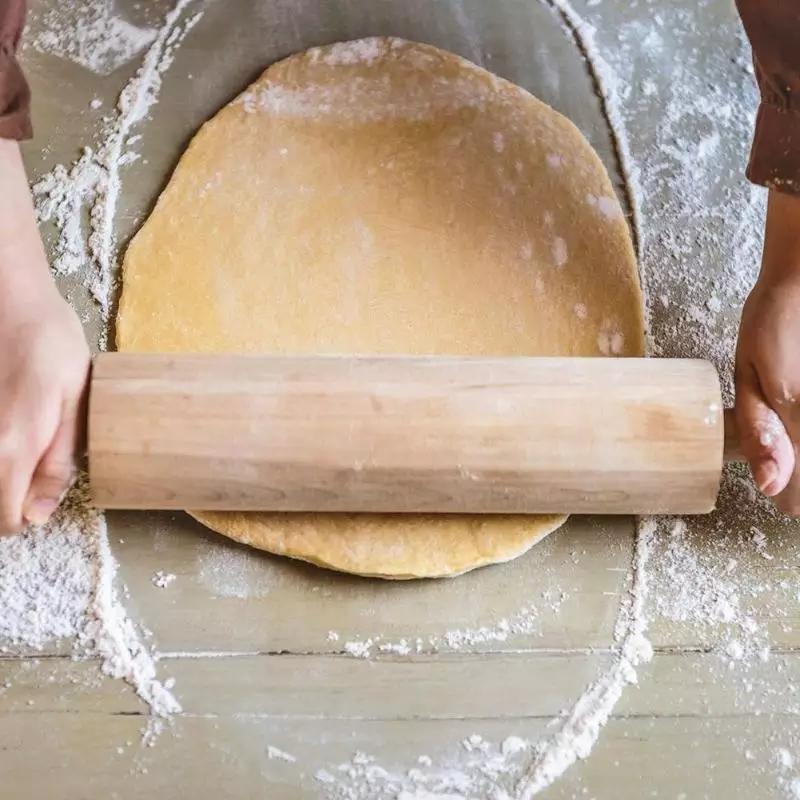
[24,498,60,527]
[756,460,779,496]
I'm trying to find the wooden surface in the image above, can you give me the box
[5,0,799,798]
[90,353,724,514]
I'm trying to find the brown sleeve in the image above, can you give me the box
[0,0,31,140]
[736,0,800,194]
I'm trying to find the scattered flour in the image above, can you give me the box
[551,236,568,267]
[319,38,387,67]
[151,571,176,589]
[267,745,297,763]
[335,591,566,661]
[0,480,179,716]
[318,521,652,799]
[33,0,203,322]
[30,1,156,76]
[195,541,274,599]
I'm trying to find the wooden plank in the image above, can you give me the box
[0,711,794,799]
[645,505,800,650]
[109,511,635,654]
[3,650,800,720]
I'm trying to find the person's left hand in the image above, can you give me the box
[735,189,800,513]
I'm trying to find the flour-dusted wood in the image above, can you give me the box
[89,353,725,515]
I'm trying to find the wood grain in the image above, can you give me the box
[89,354,725,515]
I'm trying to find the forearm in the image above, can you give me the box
[757,190,800,285]
[0,139,54,307]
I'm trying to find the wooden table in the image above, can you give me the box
[3,1,798,797]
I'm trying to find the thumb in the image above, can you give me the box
[735,365,795,497]
[22,407,81,526]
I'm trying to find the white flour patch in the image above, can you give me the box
[551,236,568,267]
[33,0,203,325]
[267,745,297,763]
[515,518,654,797]
[152,571,176,589]
[597,323,624,356]
[0,494,94,648]
[30,1,156,76]
[0,480,179,716]
[318,37,387,67]
[195,541,273,599]
[587,192,623,219]
[334,590,566,661]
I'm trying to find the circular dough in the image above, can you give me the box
[117,37,645,579]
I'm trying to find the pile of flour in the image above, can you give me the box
[0,479,179,716]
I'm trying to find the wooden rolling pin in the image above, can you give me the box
[88,353,741,515]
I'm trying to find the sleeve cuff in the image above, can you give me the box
[746,102,800,195]
[0,45,32,141]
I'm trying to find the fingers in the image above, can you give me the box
[0,433,38,535]
[22,411,79,527]
[735,363,795,497]
[756,376,800,516]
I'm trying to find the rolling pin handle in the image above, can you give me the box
[723,408,745,464]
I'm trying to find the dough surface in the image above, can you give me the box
[117,37,645,579]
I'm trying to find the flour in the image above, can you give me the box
[551,236,568,267]
[30,1,156,76]
[320,38,387,67]
[320,517,650,798]
[335,592,564,661]
[0,479,179,717]
[0,490,95,648]
[515,517,654,797]
[152,571,176,589]
[545,0,643,259]
[240,37,527,124]
[33,0,203,323]
[267,745,297,763]
[195,540,277,599]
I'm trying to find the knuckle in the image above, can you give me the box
[0,501,23,535]
[34,468,75,499]
[39,457,75,485]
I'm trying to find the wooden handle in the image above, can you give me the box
[723,409,745,463]
[88,353,725,515]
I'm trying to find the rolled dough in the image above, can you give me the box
[117,37,645,579]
